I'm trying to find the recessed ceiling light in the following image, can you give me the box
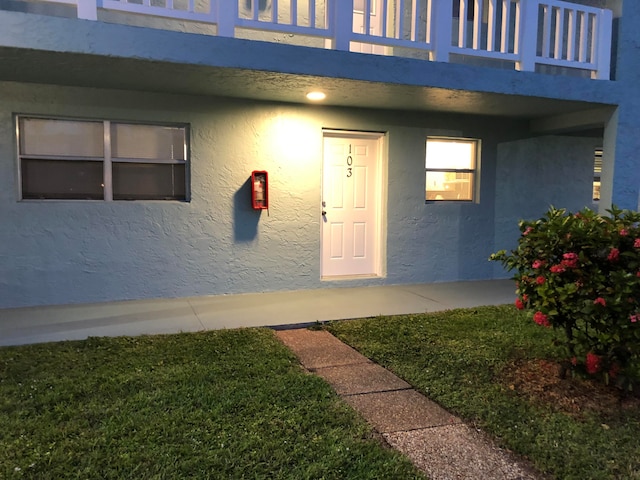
[306,91,326,101]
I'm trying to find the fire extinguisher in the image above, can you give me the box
[251,171,268,210]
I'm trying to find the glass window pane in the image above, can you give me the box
[426,171,474,201]
[21,159,104,200]
[113,162,186,200]
[426,139,476,170]
[112,124,185,161]
[20,118,104,157]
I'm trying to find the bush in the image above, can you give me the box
[491,206,640,389]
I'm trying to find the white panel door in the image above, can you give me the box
[321,134,381,277]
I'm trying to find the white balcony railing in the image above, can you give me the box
[40,0,613,80]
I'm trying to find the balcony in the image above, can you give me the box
[15,0,613,80]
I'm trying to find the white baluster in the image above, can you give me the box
[291,0,298,26]
[310,0,316,28]
[472,0,482,50]
[487,0,497,51]
[458,0,467,48]
[566,8,576,61]
[578,10,587,62]
[500,0,510,54]
[553,6,564,60]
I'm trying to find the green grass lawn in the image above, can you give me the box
[327,305,640,480]
[0,329,424,480]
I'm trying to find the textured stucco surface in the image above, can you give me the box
[493,135,600,277]
[2,0,640,308]
[0,81,550,308]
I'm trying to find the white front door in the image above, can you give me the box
[321,133,383,278]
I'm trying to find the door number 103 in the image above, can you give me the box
[346,144,353,178]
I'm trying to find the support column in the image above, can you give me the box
[601,1,640,212]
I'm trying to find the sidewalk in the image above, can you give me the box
[276,328,543,480]
[0,280,515,346]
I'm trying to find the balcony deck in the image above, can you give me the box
[3,0,613,80]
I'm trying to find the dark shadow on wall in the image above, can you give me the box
[234,177,261,243]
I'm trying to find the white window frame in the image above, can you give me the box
[425,136,480,203]
[16,116,189,201]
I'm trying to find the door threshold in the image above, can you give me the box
[321,274,382,281]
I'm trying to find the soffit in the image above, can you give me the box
[0,47,613,120]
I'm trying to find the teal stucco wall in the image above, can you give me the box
[0,81,600,308]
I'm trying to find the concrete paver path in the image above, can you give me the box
[276,328,543,480]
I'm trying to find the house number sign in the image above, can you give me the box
[346,144,353,178]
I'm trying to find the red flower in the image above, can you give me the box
[532,260,545,269]
[635,238,640,248]
[570,357,578,366]
[522,294,529,302]
[585,352,602,374]
[560,252,579,268]
[523,226,534,236]
[550,265,566,274]
[536,276,546,285]
[515,298,525,310]
[620,229,629,236]
[630,314,638,323]
[594,297,606,307]
[533,311,550,327]
[608,248,620,261]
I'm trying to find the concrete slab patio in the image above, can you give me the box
[0,279,515,346]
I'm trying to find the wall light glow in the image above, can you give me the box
[306,91,326,101]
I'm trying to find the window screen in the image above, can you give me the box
[18,117,188,201]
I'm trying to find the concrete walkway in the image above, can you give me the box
[0,280,515,346]
[276,328,543,480]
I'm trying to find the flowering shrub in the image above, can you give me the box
[490,206,640,389]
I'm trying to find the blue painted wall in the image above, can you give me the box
[0,81,582,308]
[493,135,601,277]
[2,0,637,308]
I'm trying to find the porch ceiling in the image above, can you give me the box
[0,46,611,121]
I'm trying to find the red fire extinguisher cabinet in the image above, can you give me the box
[251,171,268,210]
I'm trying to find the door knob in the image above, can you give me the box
[322,210,326,216]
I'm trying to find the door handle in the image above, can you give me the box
[322,210,327,216]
